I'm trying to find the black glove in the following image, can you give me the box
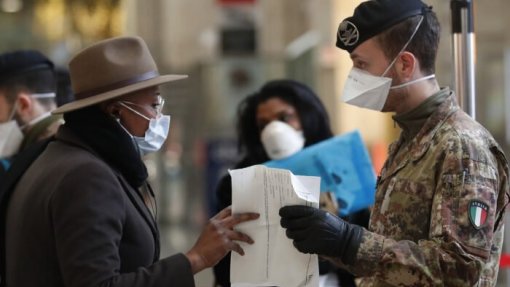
[279,205,363,265]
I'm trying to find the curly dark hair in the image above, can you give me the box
[236,79,333,164]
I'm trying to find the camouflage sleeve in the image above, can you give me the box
[329,134,509,286]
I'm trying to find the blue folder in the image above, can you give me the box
[264,130,376,216]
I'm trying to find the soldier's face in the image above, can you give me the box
[349,38,391,76]
[349,38,404,112]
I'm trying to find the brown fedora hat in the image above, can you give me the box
[52,36,187,114]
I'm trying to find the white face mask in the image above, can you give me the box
[341,67,392,111]
[0,101,23,158]
[119,102,171,156]
[0,120,23,158]
[341,16,434,111]
[261,121,305,160]
[0,92,56,158]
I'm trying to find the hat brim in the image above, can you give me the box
[52,74,188,114]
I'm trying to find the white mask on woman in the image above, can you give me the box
[118,102,171,156]
[261,121,305,160]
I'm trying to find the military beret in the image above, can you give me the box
[0,50,54,81]
[336,0,431,53]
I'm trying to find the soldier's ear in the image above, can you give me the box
[394,51,417,81]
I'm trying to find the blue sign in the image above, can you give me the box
[264,130,376,216]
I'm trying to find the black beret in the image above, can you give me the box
[336,0,431,53]
[0,50,54,81]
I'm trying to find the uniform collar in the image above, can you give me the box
[380,88,459,182]
[407,87,458,161]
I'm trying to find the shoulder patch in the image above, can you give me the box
[468,200,489,229]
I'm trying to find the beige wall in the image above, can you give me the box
[122,0,509,150]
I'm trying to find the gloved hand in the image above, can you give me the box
[279,205,363,265]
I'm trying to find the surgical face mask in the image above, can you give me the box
[341,16,435,111]
[0,121,23,158]
[0,92,56,158]
[119,101,170,156]
[0,102,23,158]
[261,121,305,160]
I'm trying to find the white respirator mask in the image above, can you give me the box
[261,121,305,160]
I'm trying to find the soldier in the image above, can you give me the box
[279,0,510,286]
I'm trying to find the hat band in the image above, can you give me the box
[75,70,160,100]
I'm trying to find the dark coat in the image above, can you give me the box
[4,126,194,287]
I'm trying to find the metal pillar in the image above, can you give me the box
[451,0,476,119]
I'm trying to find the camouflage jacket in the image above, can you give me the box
[334,89,510,286]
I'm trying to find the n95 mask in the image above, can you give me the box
[261,121,305,160]
[341,67,392,111]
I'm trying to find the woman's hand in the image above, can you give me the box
[185,206,259,274]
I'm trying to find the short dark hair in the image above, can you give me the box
[237,79,333,163]
[375,11,440,75]
[0,50,56,108]
[0,68,57,108]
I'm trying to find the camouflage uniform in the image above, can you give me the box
[333,88,510,286]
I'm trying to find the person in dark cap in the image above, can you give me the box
[3,36,259,287]
[279,0,509,286]
[0,50,62,174]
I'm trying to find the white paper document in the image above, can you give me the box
[230,165,320,287]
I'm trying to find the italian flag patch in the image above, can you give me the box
[469,200,489,229]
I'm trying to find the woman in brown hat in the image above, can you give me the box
[3,36,259,287]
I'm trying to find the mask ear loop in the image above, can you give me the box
[31,92,56,99]
[7,100,19,122]
[119,102,151,121]
[381,15,425,77]
[115,115,145,157]
[390,74,436,90]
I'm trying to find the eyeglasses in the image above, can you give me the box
[120,95,165,119]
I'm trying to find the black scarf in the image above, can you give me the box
[63,106,148,189]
